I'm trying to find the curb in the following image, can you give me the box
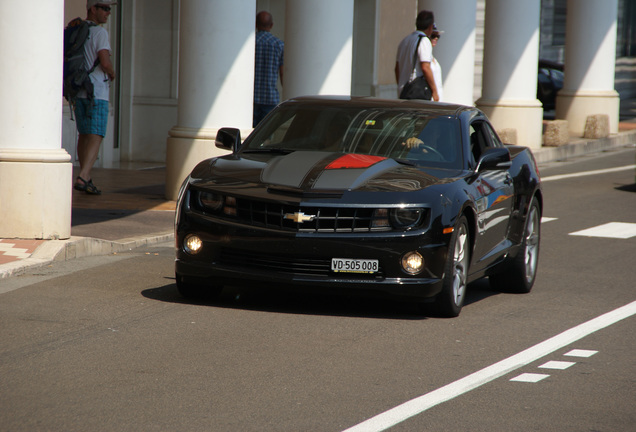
[0,232,174,279]
[533,128,636,164]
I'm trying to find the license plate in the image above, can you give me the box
[331,258,379,274]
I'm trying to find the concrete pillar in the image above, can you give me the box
[556,0,619,135]
[419,0,476,105]
[0,0,71,239]
[475,0,543,149]
[283,0,354,99]
[165,0,256,200]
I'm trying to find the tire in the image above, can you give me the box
[432,215,470,317]
[175,272,222,300]
[490,197,541,293]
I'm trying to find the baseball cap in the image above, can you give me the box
[432,24,445,35]
[87,0,118,9]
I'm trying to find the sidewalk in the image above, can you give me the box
[1,104,636,279]
[0,166,176,279]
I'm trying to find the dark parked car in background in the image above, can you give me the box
[175,97,542,317]
[538,59,564,110]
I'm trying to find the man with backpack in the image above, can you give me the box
[395,10,439,102]
[67,0,117,195]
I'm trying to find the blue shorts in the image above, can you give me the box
[74,98,109,137]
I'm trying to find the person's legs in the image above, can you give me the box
[76,133,103,182]
[73,99,108,194]
[253,103,277,127]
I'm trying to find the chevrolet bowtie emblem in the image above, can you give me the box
[284,212,316,223]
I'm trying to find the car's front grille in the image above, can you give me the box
[191,191,391,233]
[236,201,385,233]
[219,249,384,279]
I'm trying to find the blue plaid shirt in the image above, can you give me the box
[254,31,284,105]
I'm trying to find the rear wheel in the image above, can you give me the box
[433,215,470,317]
[175,273,222,300]
[490,197,541,293]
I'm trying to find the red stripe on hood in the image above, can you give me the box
[326,154,387,169]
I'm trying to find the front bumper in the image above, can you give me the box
[175,211,450,301]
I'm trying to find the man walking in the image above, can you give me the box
[253,11,284,127]
[395,10,439,102]
[73,0,117,195]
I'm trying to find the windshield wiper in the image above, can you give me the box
[242,148,295,154]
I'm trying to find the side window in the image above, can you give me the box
[469,122,487,167]
[483,123,503,148]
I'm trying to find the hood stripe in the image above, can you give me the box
[325,154,387,170]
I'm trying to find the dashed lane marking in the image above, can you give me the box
[564,349,598,358]
[341,301,636,432]
[510,373,550,383]
[569,222,636,239]
[538,360,576,370]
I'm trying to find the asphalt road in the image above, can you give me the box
[1,146,634,432]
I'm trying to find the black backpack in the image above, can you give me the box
[63,18,99,117]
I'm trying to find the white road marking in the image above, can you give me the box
[541,165,636,182]
[541,217,558,223]
[564,349,598,358]
[569,222,636,239]
[510,373,550,383]
[341,301,636,432]
[539,361,576,370]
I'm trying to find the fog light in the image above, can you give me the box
[401,251,424,275]
[184,234,203,255]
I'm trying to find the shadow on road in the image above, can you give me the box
[142,277,501,320]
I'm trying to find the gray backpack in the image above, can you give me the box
[63,18,99,117]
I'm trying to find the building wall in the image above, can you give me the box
[61,0,636,167]
[126,0,179,163]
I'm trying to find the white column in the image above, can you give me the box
[283,0,354,99]
[166,0,256,200]
[556,0,619,135]
[0,0,71,239]
[475,0,543,149]
[419,0,476,105]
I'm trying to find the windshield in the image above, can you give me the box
[243,105,463,169]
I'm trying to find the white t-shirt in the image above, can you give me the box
[431,56,443,102]
[77,23,112,101]
[396,31,433,96]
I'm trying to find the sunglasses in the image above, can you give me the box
[96,5,111,12]
[431,33,440,39]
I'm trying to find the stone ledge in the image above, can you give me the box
[497,128,517,145]
[543,120,569,147]
[583,114,610,139]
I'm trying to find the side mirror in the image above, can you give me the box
[477,147,511,171]
[215,127,242,153]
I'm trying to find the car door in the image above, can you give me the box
[468,121,515,272]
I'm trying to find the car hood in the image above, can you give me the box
[191,151,462,194]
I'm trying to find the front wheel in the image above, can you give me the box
[432,215,470,317]
[490,197,541,293]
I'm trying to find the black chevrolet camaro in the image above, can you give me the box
[175,97,542,317]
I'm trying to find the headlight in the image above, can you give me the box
[402,251,424,274]
[390,208,424,229]
[184,234,203,254]
[199,192,224,212]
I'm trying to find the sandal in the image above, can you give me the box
[74,176,101,195]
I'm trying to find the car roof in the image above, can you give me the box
[284,95,475,118]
